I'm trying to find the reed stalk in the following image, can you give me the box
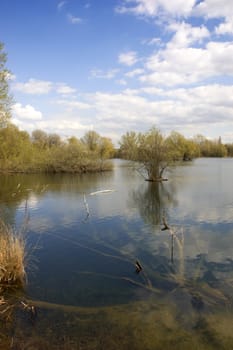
[0,219,26,290]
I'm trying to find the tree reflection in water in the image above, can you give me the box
[129,180,178,226]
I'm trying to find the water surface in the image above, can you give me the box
[1,158,233,349]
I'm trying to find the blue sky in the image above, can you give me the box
[1,0,233,144]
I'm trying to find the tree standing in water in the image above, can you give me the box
[120,127,170,182]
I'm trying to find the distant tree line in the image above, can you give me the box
[118,128,231,181]
[118,129,230,160]
[0,125,114,173]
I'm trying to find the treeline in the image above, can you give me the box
[0,124,114,173]
[117,129,231,182]
[118,130,231,161]
[1,124,233,174]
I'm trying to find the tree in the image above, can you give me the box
[47,133,62,148]
[0,42,12,127]
[98,137,114,160]
[31,129,48,149]
[0,124,32,170]
[119,131,139,160]
[120,128,170,181]
[166,131,199,161]
[81,130,100,152]
[137,127,169,181]
[68,136,80,146]
[193,134,227,157]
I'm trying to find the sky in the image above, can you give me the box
[1,0,233,145]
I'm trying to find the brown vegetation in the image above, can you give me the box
[0,219,26,289]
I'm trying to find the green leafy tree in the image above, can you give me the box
[0,124,32,170]
[98,137,114,160]
[0,42,12,127]
[81,130,101,152]
[137,127,169,181]
[193,134,227,157]
[119,131,139,160]
[166,131,199,161]
[120,128,169,181]
[225,143,233,157]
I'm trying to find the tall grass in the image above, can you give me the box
[0,219,26,289]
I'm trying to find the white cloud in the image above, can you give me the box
[116,0,196,17]
[67,13,83,24]
[116,79,128,85]
[142,37,162,46]
[140,41,233,86]
[215,17,233,35]
[11,82,233,143]
[37,119,90,132]
[56,84,76,95]
[55,99,91,110]
[118,51,138,66]
[168,22,210,48]
[125,68,144,78]
[90,68,119,79]
[12,103,43,120]
[194,0,233,19]
[82,83,233,142]
[13,79,53,94]
[13,78,76,96]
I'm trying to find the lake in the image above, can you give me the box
[1,158,233,349]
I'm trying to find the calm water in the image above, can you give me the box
[1,158,233,349]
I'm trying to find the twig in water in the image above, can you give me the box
[161,215,170,231]
[89,189,115,196]
[83,193,90,222]
[135,260,143,274]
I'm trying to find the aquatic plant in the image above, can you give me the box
[0,219,26,289]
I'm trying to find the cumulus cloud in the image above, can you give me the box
[168,22,210,48]
[86,84,233,141]
[118,51,138,66]
[12,103,43,121]
[13,79,53,94]
[215,17,233,35]
[139,40,233,86]
[194,0,233,19]
[116,0,196,17]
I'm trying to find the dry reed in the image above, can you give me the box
[0,219,26,289]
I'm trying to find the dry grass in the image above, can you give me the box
[0,219,26,289]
